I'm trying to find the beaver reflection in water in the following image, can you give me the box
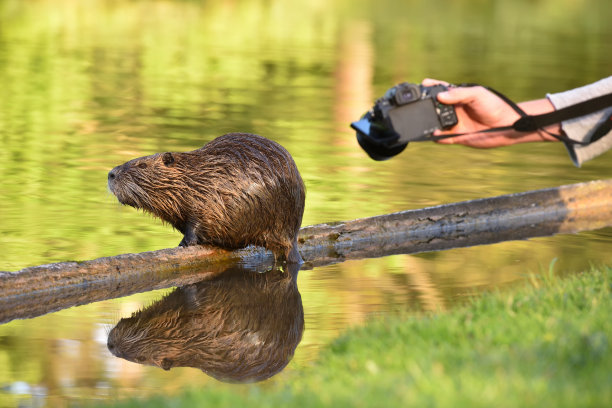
[107,266,304,382]
[107,133,305,263]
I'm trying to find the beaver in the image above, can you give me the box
[108,133,305,263]
[107,265,304,382]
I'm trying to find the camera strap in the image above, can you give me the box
[431,84,612,146]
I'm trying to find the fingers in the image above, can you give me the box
[421,79,487,105]
[422,78,450,87]
[433,132,455,145]
[431,128,459,143]
[436,86,487,105]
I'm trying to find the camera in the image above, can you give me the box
[351,83,458,160]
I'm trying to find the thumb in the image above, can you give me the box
[436,86,485,105]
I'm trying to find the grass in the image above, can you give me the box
[104,265,612,407]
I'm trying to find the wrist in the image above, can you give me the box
[515,98,561,142]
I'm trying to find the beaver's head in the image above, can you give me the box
[108,152,189,225]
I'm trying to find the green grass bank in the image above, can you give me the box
[105,266,612,407]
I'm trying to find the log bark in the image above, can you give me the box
[1,179,611,323]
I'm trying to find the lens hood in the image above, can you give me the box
[356,131,408,161]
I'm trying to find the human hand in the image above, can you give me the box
[422,78,560,148]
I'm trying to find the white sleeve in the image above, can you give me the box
[547,76,612,167]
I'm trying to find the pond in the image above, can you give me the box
[1,0,612,406]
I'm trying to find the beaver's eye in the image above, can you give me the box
[138,163,147,169]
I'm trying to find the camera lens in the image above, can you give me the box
[356,131,408,161]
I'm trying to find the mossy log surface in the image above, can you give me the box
[1,179,611,322]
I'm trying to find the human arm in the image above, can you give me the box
[422,78,560,148]
[423,77,612,166]
[547,76,612,166]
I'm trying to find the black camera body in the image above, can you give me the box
[351,83,458,160]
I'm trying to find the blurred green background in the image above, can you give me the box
[0,0,611,406]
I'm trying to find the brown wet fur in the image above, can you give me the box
[107,266,304,383]
[108,133,305,263]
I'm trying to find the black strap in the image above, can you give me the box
[514,93,612,131]
[431,84,612,146]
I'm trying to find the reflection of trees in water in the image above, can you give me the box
[108,265,303,383]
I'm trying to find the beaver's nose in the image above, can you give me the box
[108,168,117,180]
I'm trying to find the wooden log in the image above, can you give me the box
[299,178,612,266]
[1,178,611,323]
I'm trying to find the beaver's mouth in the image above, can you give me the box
[116,194,141,209]
[108,178,148,210]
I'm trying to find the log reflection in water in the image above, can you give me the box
[107,264,303,383]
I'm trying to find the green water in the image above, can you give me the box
[1,0,611,405]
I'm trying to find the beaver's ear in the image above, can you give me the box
[161,358,173,371]
[162,152,175,167]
